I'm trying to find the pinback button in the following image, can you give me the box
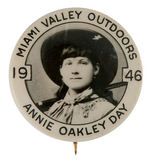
[9,8,142,154]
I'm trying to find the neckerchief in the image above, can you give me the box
[49,88,99,124]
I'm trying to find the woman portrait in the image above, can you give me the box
[37,29,119,124]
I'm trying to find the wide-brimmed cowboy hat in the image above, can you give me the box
[41,29,118,89]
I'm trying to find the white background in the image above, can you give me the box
[0,0,149,160]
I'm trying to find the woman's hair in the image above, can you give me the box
[59,44,99,66]
[56,45,117,105]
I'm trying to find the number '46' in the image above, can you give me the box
[125,70,142,81]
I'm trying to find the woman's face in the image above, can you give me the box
[60,57,99,91]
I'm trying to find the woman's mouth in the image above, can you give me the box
[70,77,82,79]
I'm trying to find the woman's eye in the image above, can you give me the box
[65,62,72,65]
[80,61,88,65]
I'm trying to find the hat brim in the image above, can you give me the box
[41,29,118,89]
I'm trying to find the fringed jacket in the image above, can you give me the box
[45,88,115,124]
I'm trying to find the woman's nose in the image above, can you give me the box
[71,64,79,75]
[71,63,79,75]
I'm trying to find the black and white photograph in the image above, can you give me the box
[26,29,127,124]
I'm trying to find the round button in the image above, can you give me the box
[9,8,142,142]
